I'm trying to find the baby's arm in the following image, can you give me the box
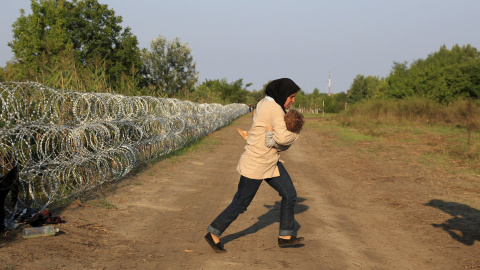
[266,124,297,151]
[265,130,277,148]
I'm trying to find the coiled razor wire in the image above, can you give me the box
[0,81,248,216]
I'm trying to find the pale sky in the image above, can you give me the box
[1,0,479,93]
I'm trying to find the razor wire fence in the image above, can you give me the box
[0,81,248,215]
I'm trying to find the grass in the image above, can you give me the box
[333,128,376,142]
[126,133,220,177]
[96,198,117,209]
[304,114,377,144]
[167,136,219,164]
[84,197,117,209]
[305,113,480,175]
[421,152,450,168]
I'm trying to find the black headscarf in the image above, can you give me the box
[264,78,300,113]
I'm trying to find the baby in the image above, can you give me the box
[237,109,304,149]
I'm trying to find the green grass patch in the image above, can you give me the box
[422,152,449,166]
[167,136,219,164]
[303,114,377,144]
[87,198,117,209]
[128,134,220,175]
[303,113,337,118]
[347,119,479,174]
[398,137,422,143]
[333,128,376,142]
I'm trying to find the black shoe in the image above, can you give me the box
[278,236,305,247]
[204,233,227,253]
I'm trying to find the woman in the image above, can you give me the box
[205,78,304,253]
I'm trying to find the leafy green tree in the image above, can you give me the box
[311,88,321,99]
[347,74,380,103]
[246,88,265,106]
[195,78,249,104]
[372,79,389,99]
[347,75,366,103]
[293,90,307,108]
[141,36,198,96]
[410,44,480,103]
[293,90,346,113]
[379,44,480,103]
[8,0,142,86]
[464,59,480,98]
[383,61,412,99]
[307,89,323,111]
[323,95,340,113]
[333,92,347,108]
[221,78,249,103]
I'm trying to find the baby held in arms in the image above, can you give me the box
[238,109,304,150]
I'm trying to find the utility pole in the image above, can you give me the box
[328,71,331,96]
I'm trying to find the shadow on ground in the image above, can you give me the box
[221,197,308,246]
[426,199,480,246]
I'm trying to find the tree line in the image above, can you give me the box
[0,0,348,112]
[4,1,476,113]
[0,0,195,96]
[346,44,480,104]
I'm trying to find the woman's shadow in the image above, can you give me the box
[425,199,480,246]
[221,197,308,247]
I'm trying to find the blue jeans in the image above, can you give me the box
[208,162,297,237]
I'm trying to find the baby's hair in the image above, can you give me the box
[284,109,304,133]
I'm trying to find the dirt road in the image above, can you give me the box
[1,115,479,269]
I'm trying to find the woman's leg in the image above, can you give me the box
[208,175,262,237]
[265,162,297,236]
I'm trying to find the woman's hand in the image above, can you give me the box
[266,126,274,131]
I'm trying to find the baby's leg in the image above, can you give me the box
[237,128,248,140]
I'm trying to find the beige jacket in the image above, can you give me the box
[237,98,298,179]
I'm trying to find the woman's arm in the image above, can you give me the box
[271,109,297,146]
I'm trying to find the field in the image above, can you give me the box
[1,114,479,269]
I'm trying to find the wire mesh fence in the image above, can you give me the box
[0,81,248,216]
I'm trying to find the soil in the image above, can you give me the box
[1,115,479,269]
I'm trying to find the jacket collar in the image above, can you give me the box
[265,96,275,102]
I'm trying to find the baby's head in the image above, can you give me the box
[284,109,304,133]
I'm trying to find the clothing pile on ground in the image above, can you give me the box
[3,208,65,230]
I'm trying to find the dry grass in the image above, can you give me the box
[307,101,480,175]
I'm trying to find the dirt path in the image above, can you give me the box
[1,115,479,269]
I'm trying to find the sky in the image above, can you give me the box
[1,0,479,94]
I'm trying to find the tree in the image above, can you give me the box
[347,75,366,103]
[246,88,265,106]
[141,36,198,96]
[379,44,480,103]
[332,92,347,113]
[346,75,381,103]
[464,59,480,98]
[383,61,412,99]
[411,44,480,103]
[8,0,142,86]
[293,90,307,108]
[195,78,249,104]
[292,90,346,113]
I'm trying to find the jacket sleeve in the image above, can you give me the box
[271,107,298,146]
